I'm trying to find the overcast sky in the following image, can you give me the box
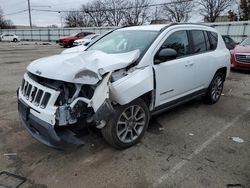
[0,0,234,27]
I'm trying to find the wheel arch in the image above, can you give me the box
[215,67,227,81]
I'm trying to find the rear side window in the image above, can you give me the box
[161,30,189,58]
[204,31,211,50]
[207,31,218,50]
[190,30,206,54]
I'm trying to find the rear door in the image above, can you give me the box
[189,30,217,89]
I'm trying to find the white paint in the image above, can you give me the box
[0,34,20,42]
[73,34,100,46]
[153,108,250,187]
[61,45,87,54]
[189,133,194,136]
[231,137,244,143]
[110,66,154,105]
[91,72,112,111]
[28,49,140,84]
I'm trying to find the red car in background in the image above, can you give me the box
[58,32,95,48]
[230,37,250,69]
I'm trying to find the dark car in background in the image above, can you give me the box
[222,35,237,50]
[230,37,250,70]
[58,31,95,47]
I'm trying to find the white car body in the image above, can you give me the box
[61,45,87,54]
[0,34,20,42]
[73,34,100,46]
[17,24,230,148]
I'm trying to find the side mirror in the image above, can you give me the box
[156,48,178,64]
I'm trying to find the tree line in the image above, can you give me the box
[64,0,250,27]
[0,8,15,29]
[0,0,250,29]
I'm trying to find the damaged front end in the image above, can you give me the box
[55,71,115,128]
[17,50,142,148]
[18,71,115,148]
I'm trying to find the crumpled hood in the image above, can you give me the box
[27,50,140,85]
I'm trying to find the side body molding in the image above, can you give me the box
[110,66,154,105]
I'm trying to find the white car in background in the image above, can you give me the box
[73,34,100,46]
[0,34,20,42]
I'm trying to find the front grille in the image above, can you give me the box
[235,54,250,64]
[21,78,51,109]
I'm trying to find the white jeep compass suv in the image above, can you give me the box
[17,24,230,149]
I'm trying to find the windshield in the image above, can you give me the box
[240,37,250,46]
[87,30,159,54]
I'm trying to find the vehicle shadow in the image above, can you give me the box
[231,68,250,74]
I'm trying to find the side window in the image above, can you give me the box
[190,30,206,54]
[207,31,218,50]
[204,31,211,50]
[161,30,189,58]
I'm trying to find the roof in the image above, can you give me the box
[118,24,169,31]
[117,23,215,32]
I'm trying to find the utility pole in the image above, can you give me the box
[27,0,32,28]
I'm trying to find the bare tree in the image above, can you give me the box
[239,0,250,20]
[0,7,15,29]
[198,0,233,22]
[82,0,107,27]
[104,0,128,26]
[162,0,193,22]
[64,10,93,27]
[228,10,238,21]
[123,0,150,25]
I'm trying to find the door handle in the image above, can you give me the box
[185,62,194,67]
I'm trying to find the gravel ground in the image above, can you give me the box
[0,42,249,188]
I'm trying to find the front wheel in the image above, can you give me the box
[203,72,225,104]
[13,38,18,42]
[101,99,149,149]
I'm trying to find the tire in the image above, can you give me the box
[13,38,18,42]
[68,40,74,47]
[101,99,149,149]
[203,72,225,104]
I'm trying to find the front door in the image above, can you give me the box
[153,30,196,107]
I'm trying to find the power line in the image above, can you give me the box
[3,0,194,16]
[31,0,194,14]
[3,9,28,16]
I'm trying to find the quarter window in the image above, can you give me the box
[207,31,218,50]
[161,30,189,58]
[190,30,206,54]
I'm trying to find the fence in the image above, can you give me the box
[0,27,116,42]
[207,21,250,42]
[1,21,250,42]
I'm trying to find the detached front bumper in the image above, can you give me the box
[18,99,63,148]
[18,99,85,148]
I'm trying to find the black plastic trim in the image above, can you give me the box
[151,89,207,116]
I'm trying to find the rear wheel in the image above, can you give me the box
[13,38,18,42]
[203,72,224,104]
[101,99,149,149]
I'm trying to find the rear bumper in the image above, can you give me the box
[18,99,63,148]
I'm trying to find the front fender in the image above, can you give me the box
[110,66,154,105]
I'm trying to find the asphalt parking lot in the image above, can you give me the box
[0,42,249,188]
